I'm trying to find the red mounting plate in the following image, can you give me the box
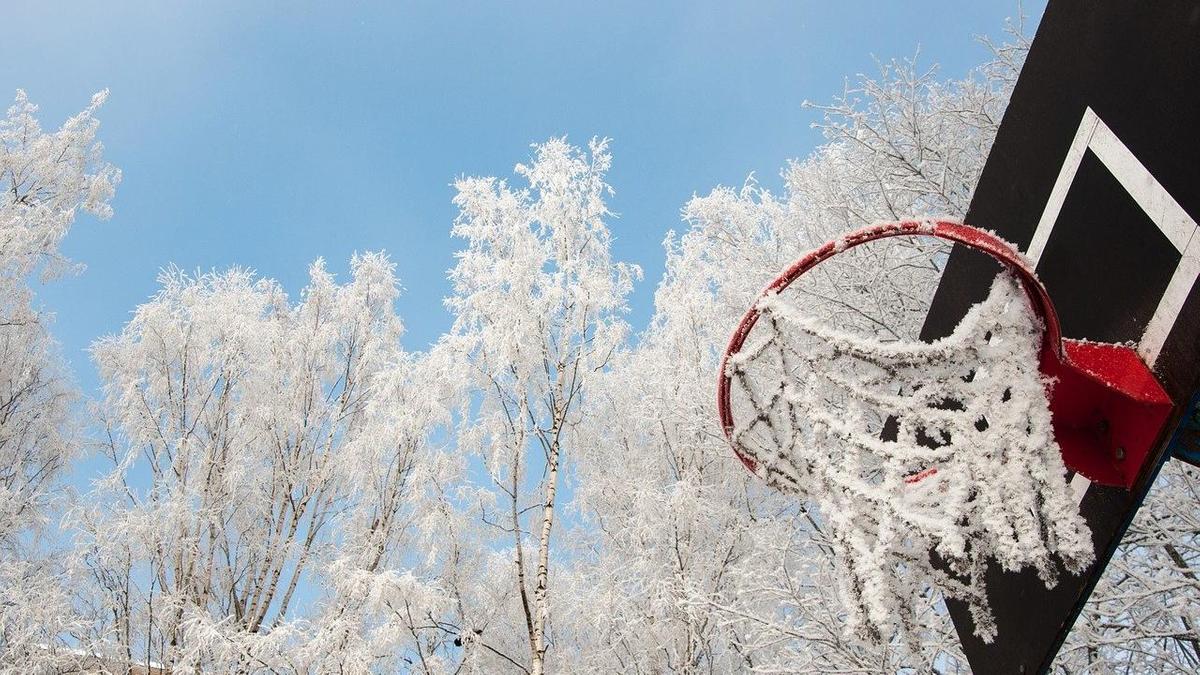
[716,219,1175,489]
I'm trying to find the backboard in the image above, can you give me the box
[919,1,1200,672]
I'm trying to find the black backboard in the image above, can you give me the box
[919,1,1200,672]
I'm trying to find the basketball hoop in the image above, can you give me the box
[716,219,1174,643]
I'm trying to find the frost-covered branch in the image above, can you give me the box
[0,89,119,671]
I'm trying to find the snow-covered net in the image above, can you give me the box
[725,273,1094,644]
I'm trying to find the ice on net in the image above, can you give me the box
[725,273,1094,644]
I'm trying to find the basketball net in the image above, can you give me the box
[723,252,1094,644]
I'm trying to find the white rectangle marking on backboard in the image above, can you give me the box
[1027,107,1199,504]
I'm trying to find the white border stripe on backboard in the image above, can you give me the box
[1027,110,1100,264]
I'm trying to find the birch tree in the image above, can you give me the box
[298,344,465,674]
[442,137,639,674]
[0,89,119,670]
[76,252,435,672]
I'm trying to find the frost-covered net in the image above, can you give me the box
[725,274,1094,644]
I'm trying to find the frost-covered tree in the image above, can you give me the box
[75,253,445,672]
[0,89,119,670]
[297,344,463,674]
[440,137,639,674]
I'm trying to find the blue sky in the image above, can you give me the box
[5,0,1045,396]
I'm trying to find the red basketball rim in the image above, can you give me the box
[715,219,1064,474]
